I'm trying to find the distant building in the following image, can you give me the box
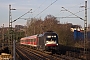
[0,27,9,41]
[15,25,26,34]
[57,23,73,28]
[0,27,9,34]
[15,25,25,30]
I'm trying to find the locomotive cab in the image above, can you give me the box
[37,31,58,51]
[44,32,58,51]
[45,35,58,46]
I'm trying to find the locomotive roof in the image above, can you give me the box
[43,31,57,34]
[38,31,57,37]
[38,34,43,37]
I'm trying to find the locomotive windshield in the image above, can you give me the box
[46,35,57,41]
[43,32,58,43]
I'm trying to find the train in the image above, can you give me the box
[20,31,58,51]
[74,30,90,40]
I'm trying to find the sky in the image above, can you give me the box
[0,0,90,28]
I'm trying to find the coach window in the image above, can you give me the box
[29,39,31,42]
[25,40,27,43]
[22,40,24,43]
[24,40,25,43]
[22,40,23,43]
[26,40,27,43]
[46,36,51,41]
[33,39,34,42]
[31,39,33,42]
[23,40,25,43]
[23,40,24,43]
[34,39,36,42]
[28,39,29,42]
[27,40,29,43]
[29,39,30,42]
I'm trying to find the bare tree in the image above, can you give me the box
[44,15,59,31]
[26,18,43,35]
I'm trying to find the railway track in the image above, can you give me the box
[16,45,60,60]
[16,44,83,60]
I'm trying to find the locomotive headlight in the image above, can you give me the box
[57,44,58,45]
[46,41,49,43]
[45,44,46,46]
[51,35,56,37]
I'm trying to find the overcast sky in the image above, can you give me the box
[0,0,90,28]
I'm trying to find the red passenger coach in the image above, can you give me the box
[20,35,38,47]
[20,37,28,45]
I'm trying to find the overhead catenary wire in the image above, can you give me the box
[55,1,84,18]
[66,8,90,17]
[34,0,58,18]
[56,8,90,20]
[58,7,90,19]
[33,0,46,13]
[57,7,90,21]
[61,7,84,20]
[12,9,32,23]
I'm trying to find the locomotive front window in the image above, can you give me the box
[46,35,57,41]
[47,36,51,38]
